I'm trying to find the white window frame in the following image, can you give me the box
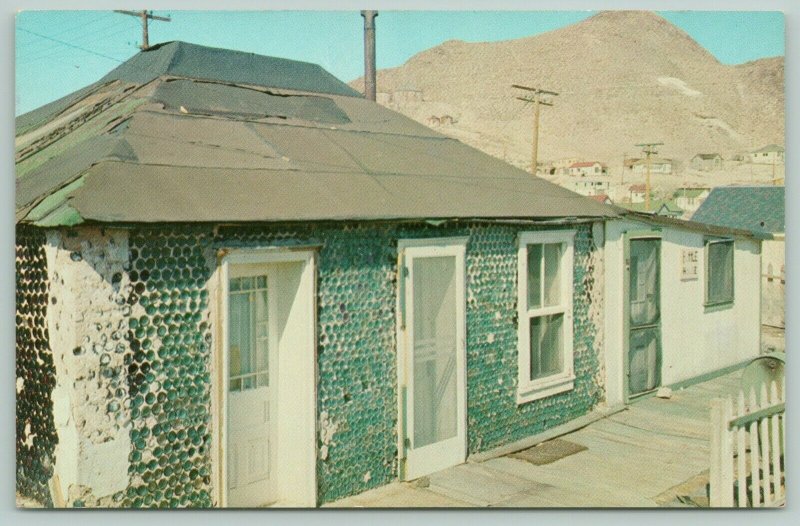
[516,230,576,404]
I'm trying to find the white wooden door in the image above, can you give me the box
[399,239,467,480]
[227,270,277,507]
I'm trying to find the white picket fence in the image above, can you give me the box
[710,378,786,507]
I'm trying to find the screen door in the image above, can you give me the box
[399,240,466,480]
[627,238,662,397]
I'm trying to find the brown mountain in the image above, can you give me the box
[350,11,784,171]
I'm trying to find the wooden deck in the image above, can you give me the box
[327,372,742,508]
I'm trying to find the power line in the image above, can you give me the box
[17,23,135,65]
[15,13,114,58]
[18,23,139,64]
[45,12,114,40]
[17,27,125,63]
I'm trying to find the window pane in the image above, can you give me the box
[629,327,660,395]
[629,239,660,326]
[229,275,269,392]
[412,255,458,448]
[708,241,734,303]
[543,243,562,307]
[527,244,542,309]
[530,313,564,380]
[229,292,252,388]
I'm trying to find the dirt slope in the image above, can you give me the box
[350,11,784,171]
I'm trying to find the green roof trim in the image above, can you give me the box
[33,203,84,227]
[26,176,86,222]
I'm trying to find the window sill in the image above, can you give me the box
[704,301,734,313]
[517,374,575,405]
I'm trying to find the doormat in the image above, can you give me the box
[509,439,588,465]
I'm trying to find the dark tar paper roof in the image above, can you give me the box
[16,41,619,226]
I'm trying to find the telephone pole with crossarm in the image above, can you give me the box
[114,10,171,50]
[513,84,558,176]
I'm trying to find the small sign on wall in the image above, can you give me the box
[681,248,699,280]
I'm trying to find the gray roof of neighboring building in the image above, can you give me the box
[16,41,617,226]
[691,186,784,235]
[620,211,764,240]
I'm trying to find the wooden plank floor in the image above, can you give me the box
[326,372,741,508]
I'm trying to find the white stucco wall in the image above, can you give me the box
[44,228,133,506]
[603,219,761,407]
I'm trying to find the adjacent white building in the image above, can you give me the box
[603,214,762,405]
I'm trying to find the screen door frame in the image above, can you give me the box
[396,237,468,481]
[623,230,663,403]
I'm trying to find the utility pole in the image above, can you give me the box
[513,84,558,176]
[636,142,664,212]
[114,10,171,50]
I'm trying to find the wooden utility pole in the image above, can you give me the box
[513,84,558,176]
[114,10,171,50]
[636,142,664,212]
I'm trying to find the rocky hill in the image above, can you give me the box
[350,11,784,172]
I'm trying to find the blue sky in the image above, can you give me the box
[15,10,785,115]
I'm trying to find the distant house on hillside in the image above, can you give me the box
[425,114,457,127]
[692,186,785,328]
[588,194,613,205]
[750,144,784,165]
[553,158,579,176]
[624,158,639,171]
[623,199,683,218]
[567,178,610,197]
[391,87,424,104]
[655,201,684,218]
[628,183,647,203]
[569,161,608,177]
[628,158,673,175]
[536,161,555,176]
[690,153,723,171]
[674,187,711,215]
